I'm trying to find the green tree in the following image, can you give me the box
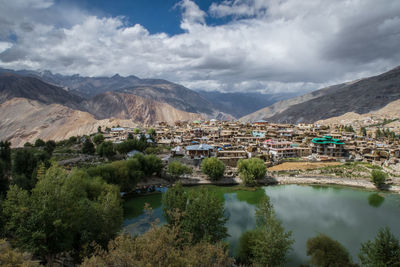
[127,132,134,140]
[162,186,228,244]
[134,128,140,134]
[44,140,56,155]
[306,233,355,267]
[201,157,225,181]
[361,127,367,136]
[146,128,156,138]
[182,188,228,243]
[34,139,45,147]
[0,160,8,196]
[87,158,145,192]
[97,126,102,133]
[142,154,163,176]
[237,196,293,266]
[167,161,192,179]
[0,141,11,169]
[68,136,77,144]
[82,139,95,154]
[92,133,104,145]
[237,158,267,186]
[11,149,38,190]
[359,227,400,266]
[371,170,387,188]
[162,182,188,225]
[97,141,115,158]
[2,165,123,265]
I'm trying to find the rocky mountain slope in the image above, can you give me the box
[85,91,202,123]
[242,66,400,123]
[0,73,84,109]
[0,98,138,147]
[0,68,217,116]
[198,90,300,118]
[0,72,204,146]
[316,99,400,125]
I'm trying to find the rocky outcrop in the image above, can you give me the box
[85,92,203,124]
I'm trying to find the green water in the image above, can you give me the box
[123,185,400,266]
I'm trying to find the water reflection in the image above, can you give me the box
[123,184,400,266]
[368,193,385,207]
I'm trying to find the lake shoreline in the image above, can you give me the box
[133,175,400,195]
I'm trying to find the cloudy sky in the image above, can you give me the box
[0,0,399,94]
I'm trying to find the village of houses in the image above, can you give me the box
[101,118,400,189]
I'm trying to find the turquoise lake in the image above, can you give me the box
[123,184,400,266]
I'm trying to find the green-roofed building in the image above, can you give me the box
[311,135,346,157]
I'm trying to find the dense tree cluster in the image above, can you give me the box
[87,154,162,192]
[2,165,123,265]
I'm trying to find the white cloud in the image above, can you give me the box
[0,0,400,94]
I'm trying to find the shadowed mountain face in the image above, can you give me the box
[0,73,84,110]
[198,90,301,118]
[242,66,400,123]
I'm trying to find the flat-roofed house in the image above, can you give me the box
[310,136,346,157]
[185,144,214,159]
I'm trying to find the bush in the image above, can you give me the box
[68,136,77,144]
[371,170,387,187]
[82,139,95,155]
[115,139,147,155]
[97,141,115,158]
[92,133,104,145]
[201,157,225,181]
[167,161,192,179]
[237,158,267,186]
[34,139,45,147]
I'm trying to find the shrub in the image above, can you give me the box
[97,141,115,158]
[92,133,104,145]
[237,158,266,186]
[167,161,192,179]
[371,170,387,188]
[201,157,225,181]
[82,139,95,155]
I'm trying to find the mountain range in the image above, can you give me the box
[1,65,400,146]
[242,66,400,123]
